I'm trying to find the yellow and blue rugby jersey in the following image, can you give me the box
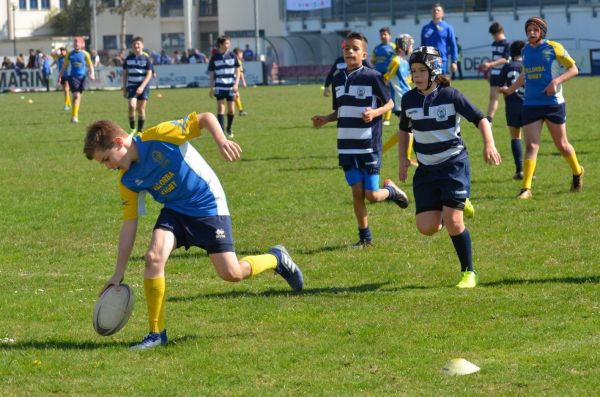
[384,56,411,110]
[522,40,575,106]
[65,50,92,78]
[56,55,69,77]
[371,42,396,75]
[118,112,229,221]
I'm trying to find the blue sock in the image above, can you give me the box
[450,229,473,272]
[511,138,523,174]
[217,114,225,131]
[358,227,372,242]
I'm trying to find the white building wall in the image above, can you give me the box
[95,12,164,53]
[217,0,285,56]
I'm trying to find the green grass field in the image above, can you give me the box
[1,78,598,395]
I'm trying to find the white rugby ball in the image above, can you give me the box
[93,284,135,336]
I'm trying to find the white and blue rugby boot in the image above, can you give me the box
[268,245,304,292]
[130,329,168,351]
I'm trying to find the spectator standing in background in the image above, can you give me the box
[243,44,255,61]
[16,53,26,69]
[420,3,458,78]
[27,49,36,68]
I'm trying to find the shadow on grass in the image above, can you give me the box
[482,275,600,287]
[279,165,339,172]
[151,243,352,261]
[241,154,334,162]
[168,282,392,302]
[0,335,201,351]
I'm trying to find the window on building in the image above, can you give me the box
[199,0,217,17]
[59,0,66,8]
[103,36,117,50]
[200,32,218,56]
[41,0,50,9]
[161,33,185,52]
[19,0,27,9]
[160,0,183,17]
[29,0,38,9]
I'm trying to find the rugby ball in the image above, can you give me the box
[93,284,135,336]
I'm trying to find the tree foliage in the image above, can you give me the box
[47,0,91,36]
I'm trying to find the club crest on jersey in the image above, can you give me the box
[151,150,170,167]
[436,107,448,121]
[542,48,553,62]
[356,87,366,99]
[215,229,226,239]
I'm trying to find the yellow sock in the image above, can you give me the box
[407,133,414,161]
[563,152,582,175]
[144,277,166,333]
[235,96,243,112]
[523,159,537,190]
[382,133,399,153]
[72,103,80,119]
[242,254,277,276]
[65,95,71,108]
[384,109,391,122]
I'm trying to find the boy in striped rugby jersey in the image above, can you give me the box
[312,32,409,248]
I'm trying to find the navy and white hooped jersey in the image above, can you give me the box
[498,59,524,104]
[490,39,510,76]
[399,86,485,166]
[124,53,153,87]
[332,66,390,167]
[325,57,375,88]
[118,112,229,220]
[208,51,239,93]
[324,56,346,88]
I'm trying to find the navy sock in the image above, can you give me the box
[358,227,372,242]
[511,138,523,174]
[226,114,234,132]
[129,117,135,130]
[450,229,473,272]
[217,114,225,131]
[137,118,145,132]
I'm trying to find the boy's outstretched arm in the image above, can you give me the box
[478,118,502,165]
[197,112,242,161]
[311,110,337,128]
[102,219,138,294]
[500,72,524,96]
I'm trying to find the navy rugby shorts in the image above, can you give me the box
[154,208,235,254]
[413,156,470,214]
